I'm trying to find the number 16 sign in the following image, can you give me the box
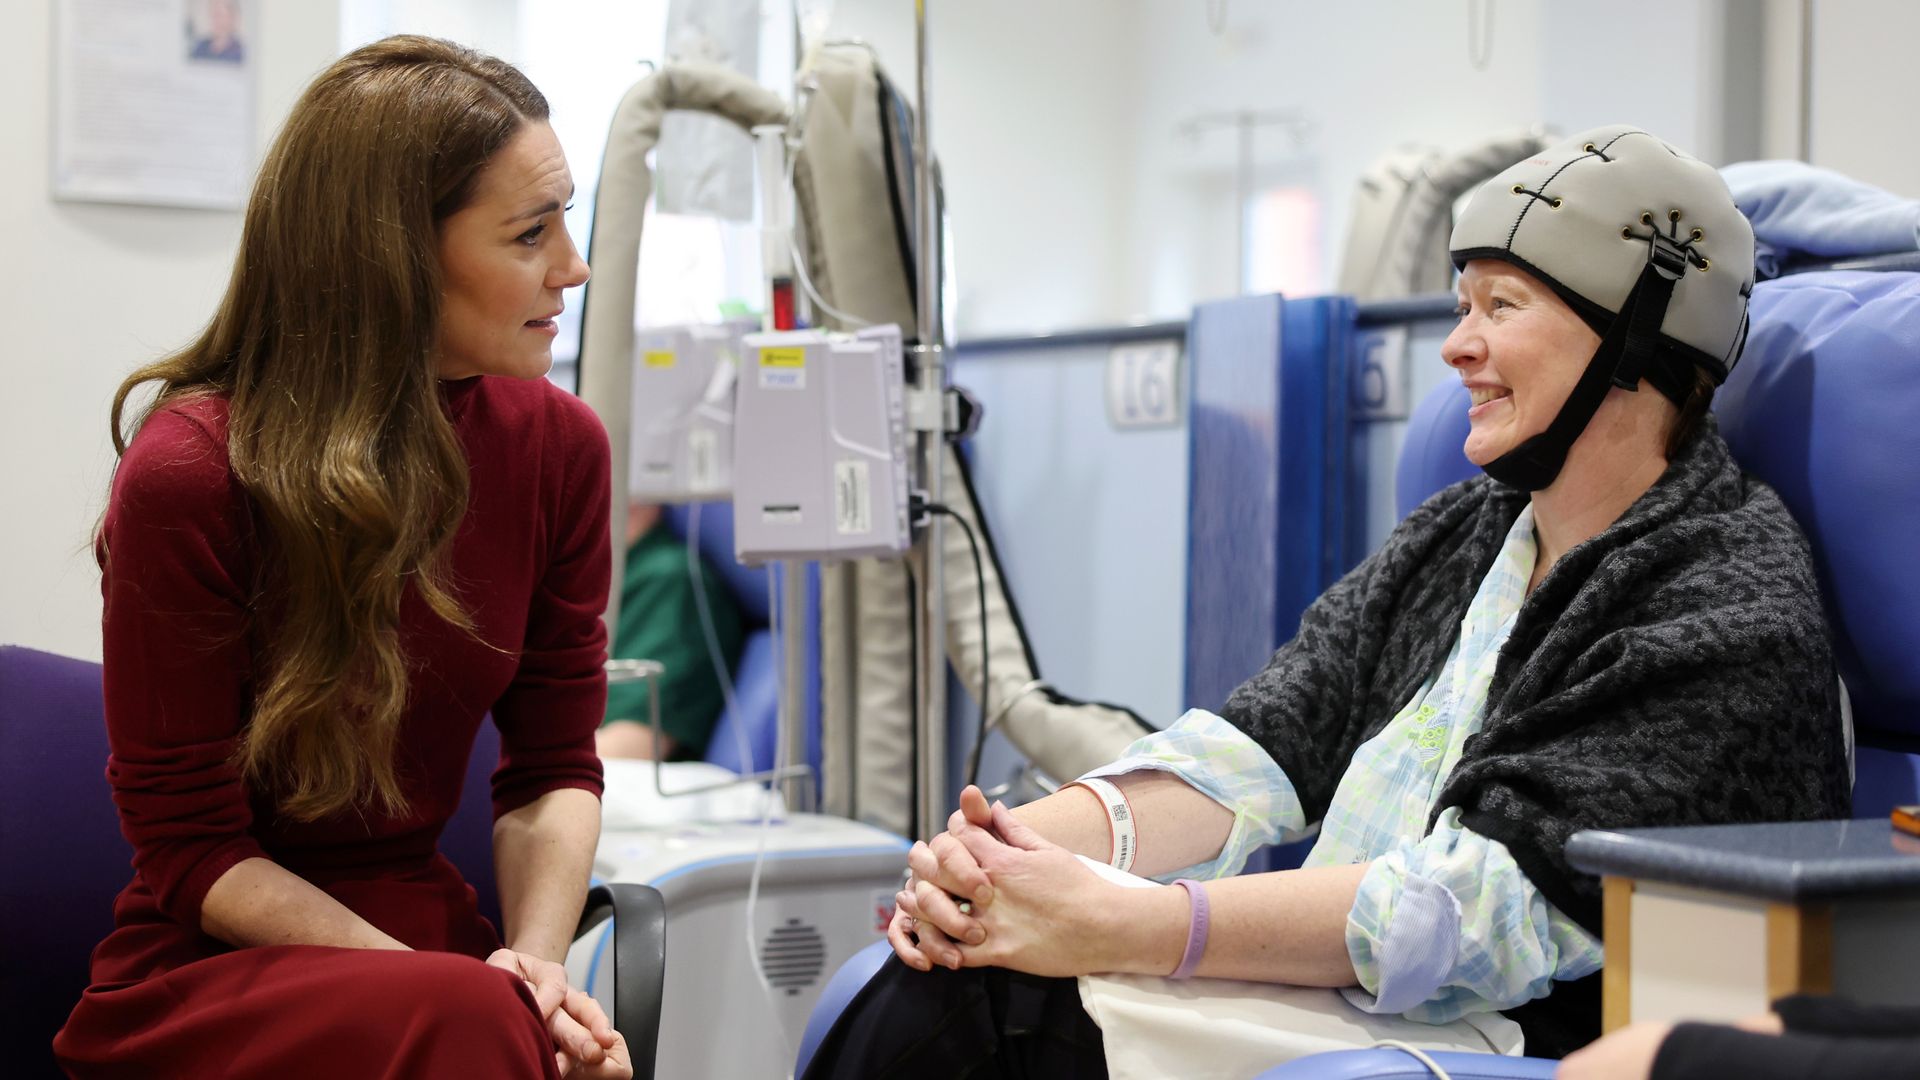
[1106,340,1183,430]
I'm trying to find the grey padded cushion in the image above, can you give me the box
[1450,124,1756,376]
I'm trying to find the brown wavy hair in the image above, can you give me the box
[107,37,549,821]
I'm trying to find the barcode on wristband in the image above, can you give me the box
[1074,776,1137,874]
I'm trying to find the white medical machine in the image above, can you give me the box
[628,322,755,502]
[566,760,907,1079]
[732,324,912,565]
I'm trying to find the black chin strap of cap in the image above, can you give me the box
[1480,233,1691,491]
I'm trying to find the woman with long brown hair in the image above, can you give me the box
[53,36,630,1078]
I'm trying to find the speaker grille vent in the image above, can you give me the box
[759,918,827,996]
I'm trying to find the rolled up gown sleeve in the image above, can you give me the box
[1344,807,1603,1023]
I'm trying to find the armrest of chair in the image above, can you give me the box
[1254,1048,1558,1079]
[575,882,667,1080]
[796,939,894,1076]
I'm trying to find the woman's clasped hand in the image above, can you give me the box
[890,785,1173,980]
[484,949,631,1079]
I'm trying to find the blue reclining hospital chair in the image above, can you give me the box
[798,266,1920,1078]
[0,645,669,1079]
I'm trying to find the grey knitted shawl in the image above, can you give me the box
[1220,419,1850,935]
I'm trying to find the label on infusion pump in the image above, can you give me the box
[758,346,807,390]
[643,350,677,369]
[834,460,872,535]
[687,429,719,492]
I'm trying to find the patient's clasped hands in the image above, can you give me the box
[890,785,1175,980]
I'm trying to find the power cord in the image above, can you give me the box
[913,495,991,789]
[1371,1040,1455,1079]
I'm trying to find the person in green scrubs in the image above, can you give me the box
[595,503,745,760]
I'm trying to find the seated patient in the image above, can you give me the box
[805,126,1850,1077]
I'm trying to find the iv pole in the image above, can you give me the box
[910,0,950,840]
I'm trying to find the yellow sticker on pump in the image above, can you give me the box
[643,350,676,368]
[759,347,807,368]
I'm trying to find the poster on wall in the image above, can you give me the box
[52,0,259,210]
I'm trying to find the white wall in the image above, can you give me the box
[822,0,1139,337]
[1119,0,1548,317]
[1808,0,1920,197]
[822,0,1748,332]
[2,1,343,660]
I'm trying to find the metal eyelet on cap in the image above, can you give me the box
[1641,211,1655,225]
[1513,184,1526,194]
[1583,143,1597,152]
[1690,227,1704,241]
[1697,258,1711,272]
[1669,209,1682,223]
[1551,197,1564,208]
[1621,226,1634,239]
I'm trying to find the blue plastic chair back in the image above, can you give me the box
[1720,269,1920,814]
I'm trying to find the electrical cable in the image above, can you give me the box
[782,138,875,329]
[693,502,798,1074]
[920,500,990,789]
[1370,1040,1455,1080]
[744,563,797,1076]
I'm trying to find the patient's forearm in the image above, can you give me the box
[1013,770,1234,878]
[200,857,409,951]
[1101,863,1368,986]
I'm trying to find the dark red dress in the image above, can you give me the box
[54,375,611,1078]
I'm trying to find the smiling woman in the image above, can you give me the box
[57,36,628,1080]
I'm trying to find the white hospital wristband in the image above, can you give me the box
[1071,776,1137,874]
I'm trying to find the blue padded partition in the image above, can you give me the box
[1186,294,1354,711]
[1720,269,1920,813]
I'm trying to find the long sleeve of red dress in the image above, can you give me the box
[98,405,271,930]
[80,373,610,982]
[489,383,614,819]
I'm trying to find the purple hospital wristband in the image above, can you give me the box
[1169,878,1210,980]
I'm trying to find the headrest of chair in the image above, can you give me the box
[1718,269,1920,742]
[662,502,772,624]
[1395,379,1477,520]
